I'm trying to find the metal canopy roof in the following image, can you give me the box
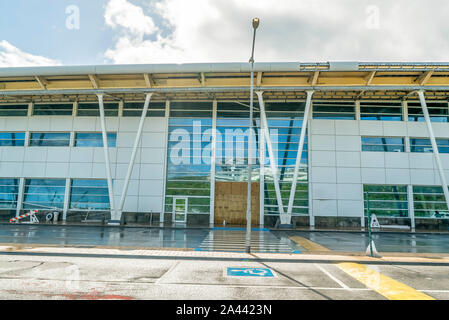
[0,62,448,103]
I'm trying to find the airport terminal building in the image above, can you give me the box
[0,61,449,231]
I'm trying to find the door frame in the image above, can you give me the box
[172,196,188,223]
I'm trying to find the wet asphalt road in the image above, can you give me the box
[1,224,449,253]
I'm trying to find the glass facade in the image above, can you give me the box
[74,132,117,147]
[0,179,19,210]
[410,138,449,153]
[70,179,110,210]
[23,179,66,210]
[313,101,355,119]
[77,103,119,117]
[360,102,403,121]
[165,102,213,216]
[413,186,449,218]
[30,132,71,146]
[364,185,408,217]
[361,137,405,152]
[33,103,73,116]
[263,102,308,216]
[408,102,449,122]
[123,101,165,117]
[0,104,28,116]
[0,132,25,146]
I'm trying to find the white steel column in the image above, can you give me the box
[286,90,314,224]
[256,91,285,221]
[116,93,153,222]
[161,100,170,226]
[408,184,415,231]
[355,100,361,121]
[259,102,265,227]
[97,94,117,223]
[15,178,25,217]
[307,102,314,229]
[209,100,217,227]
[417,90,449,212]
[62,178,70,222]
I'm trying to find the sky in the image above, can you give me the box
[1,0,449,67]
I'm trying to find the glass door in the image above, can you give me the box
[173,197,187,223]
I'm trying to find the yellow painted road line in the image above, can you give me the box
[337,262,435,300]
[289,236,332,252]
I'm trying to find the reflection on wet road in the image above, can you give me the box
[1,224,448,254]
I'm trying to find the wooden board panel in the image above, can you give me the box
[214,181,259,226]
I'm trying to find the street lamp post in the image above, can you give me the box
[245,18,260,254]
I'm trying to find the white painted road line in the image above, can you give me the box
[314,263,350,289]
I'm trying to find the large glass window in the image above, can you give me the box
[410,138,449,153]
[33,103,73,116]
[364,185,408,217]
[29,132,70,146]
[123,101,165,117]
[263,102,308,216]
[312,101,355,120]
[23,179,66,210]
[408,101,449,122]
[413,186,449,218]
[0,179,19,210]
[77,102,119,117]
[360,101,403,121]
[216,102,257,181]
[0,104,28,116]
[70,179,110,210]
[361,137,405,152]
[165,102,213,215]
[74,132,116,147]
[0,132,25,146]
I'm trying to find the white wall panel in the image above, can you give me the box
[361,168,386,184]
[310,119,335,135]
[336,151,360,167]
[336,167,361,184]
[360,152,385,168]
[311,151,336,166]
[338,200,364,217]
[359,121,383,136]
[335,120,359,135]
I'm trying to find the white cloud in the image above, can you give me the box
[0,40,61,67]
[105,0,158,39]
[104,0,449,64]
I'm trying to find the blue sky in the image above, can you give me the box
[0,0,114,65]
[1,0,449,67]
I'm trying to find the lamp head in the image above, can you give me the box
[252,18,260,29]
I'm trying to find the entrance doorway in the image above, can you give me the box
[173,197,187,223]
[214,182,260,226]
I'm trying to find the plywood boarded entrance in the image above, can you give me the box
[214,182,260,226]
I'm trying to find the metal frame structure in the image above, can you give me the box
[2,62,449,227]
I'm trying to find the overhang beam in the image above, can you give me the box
[88,74,100,89]
[415,70,434,86]
[143,73,153,88]
[256,72,263,86]
[35,76,48,90]
[365,71,376,85]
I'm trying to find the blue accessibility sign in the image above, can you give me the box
[227,267,275,277]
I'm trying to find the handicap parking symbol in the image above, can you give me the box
[227,267,275,277]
